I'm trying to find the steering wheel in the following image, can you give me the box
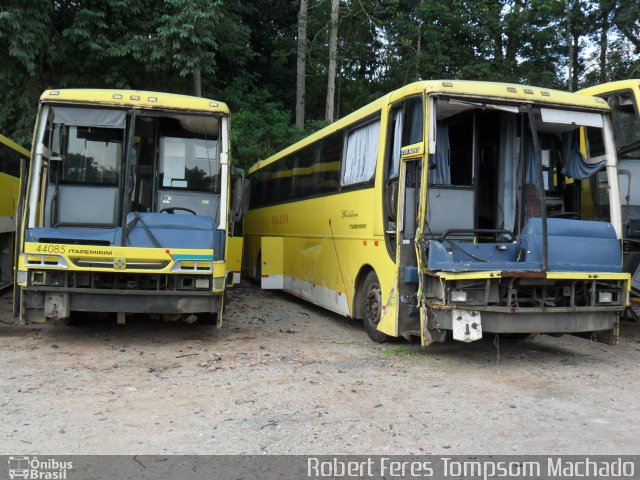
[547,211,580,219]
[160,207,197,215]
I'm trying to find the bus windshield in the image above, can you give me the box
[159,136,220,193]
[52,125,123,185]
[609,93,640,159]
[429,98,612,238]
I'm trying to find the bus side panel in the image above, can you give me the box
[226,235,243,285]
[244,189,400,330]
[261,236,284,289]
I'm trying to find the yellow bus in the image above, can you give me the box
[16,89,246,325]
[579,80,640,292]
[0,134,29,290]
[244,80,629,346]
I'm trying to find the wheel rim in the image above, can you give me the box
[365,282,382,327]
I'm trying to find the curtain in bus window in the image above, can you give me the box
[522,140,543,222]
[560,131,604,180]
[497,115,517,233]
[389,109,403,178]
[429,124,450,184]
[53,107,126,129]
[342,120,380,186]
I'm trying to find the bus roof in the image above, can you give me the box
[578,79,640,97]
[39,89,230,115]
[250,80,610,173]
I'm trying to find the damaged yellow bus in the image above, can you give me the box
[244,80,629,346]
[579,80,640,293]
[16,89,245,325]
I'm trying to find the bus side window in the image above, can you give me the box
[388,96,424,180]
[385,97,424,225]
[314,132,342,195]
[342,119,380,187]
[291,146,314,199]
[402,97,424,147]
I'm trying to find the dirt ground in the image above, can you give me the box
[0,283,639,455]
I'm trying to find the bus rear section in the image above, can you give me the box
[402,88,629,345]
[17,89,235,326]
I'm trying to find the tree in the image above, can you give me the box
[325,0,339,122]
[597,0,613,82]
[295,0,309,129]
[613,0,640,53]
[151,0,223,97]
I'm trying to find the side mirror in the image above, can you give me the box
[232,177,251,222]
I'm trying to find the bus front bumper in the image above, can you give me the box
[21,287,223,323]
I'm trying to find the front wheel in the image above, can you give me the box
[361,271,389,343]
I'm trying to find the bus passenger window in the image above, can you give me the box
[314,132,342,195]
[269,156,293,203]
[291,147,315,198]
[342,120,380,186]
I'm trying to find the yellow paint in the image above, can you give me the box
[0,134,28,230]
[436,271,504,281]
[578,79,640,101]
[0,173,19,220]
[21,242,223,275]
[0,134,30,157]
[545,271,629,280]
[41,89,229,115]
[261,236,284,276]
[226,236,243,273]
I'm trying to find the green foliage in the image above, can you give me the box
[223,79,303,169]
[0,0,639,158]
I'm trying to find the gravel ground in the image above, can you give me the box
[0,283,639,455]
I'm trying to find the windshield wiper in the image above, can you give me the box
[123,211,160,248]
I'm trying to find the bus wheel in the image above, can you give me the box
[362,271,389,343]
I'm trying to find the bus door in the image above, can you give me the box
[382,95,424,338]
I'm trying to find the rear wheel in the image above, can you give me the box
[361,271,389,343]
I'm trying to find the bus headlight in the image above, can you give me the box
[212,276,226,292]
[451,290,467,302]
[16,270,28,285]
[195,278,210,289]
[598,291,613,303]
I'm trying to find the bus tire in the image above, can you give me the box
[361,271,389,343]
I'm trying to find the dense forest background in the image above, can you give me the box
[1,0,639,168]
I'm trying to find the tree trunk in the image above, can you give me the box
[192,68,202,97]
[325,0,339,123]
[295,0,308,129]
[566,0,574,91]
[572,32,580,91]
[599,1,611,83]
